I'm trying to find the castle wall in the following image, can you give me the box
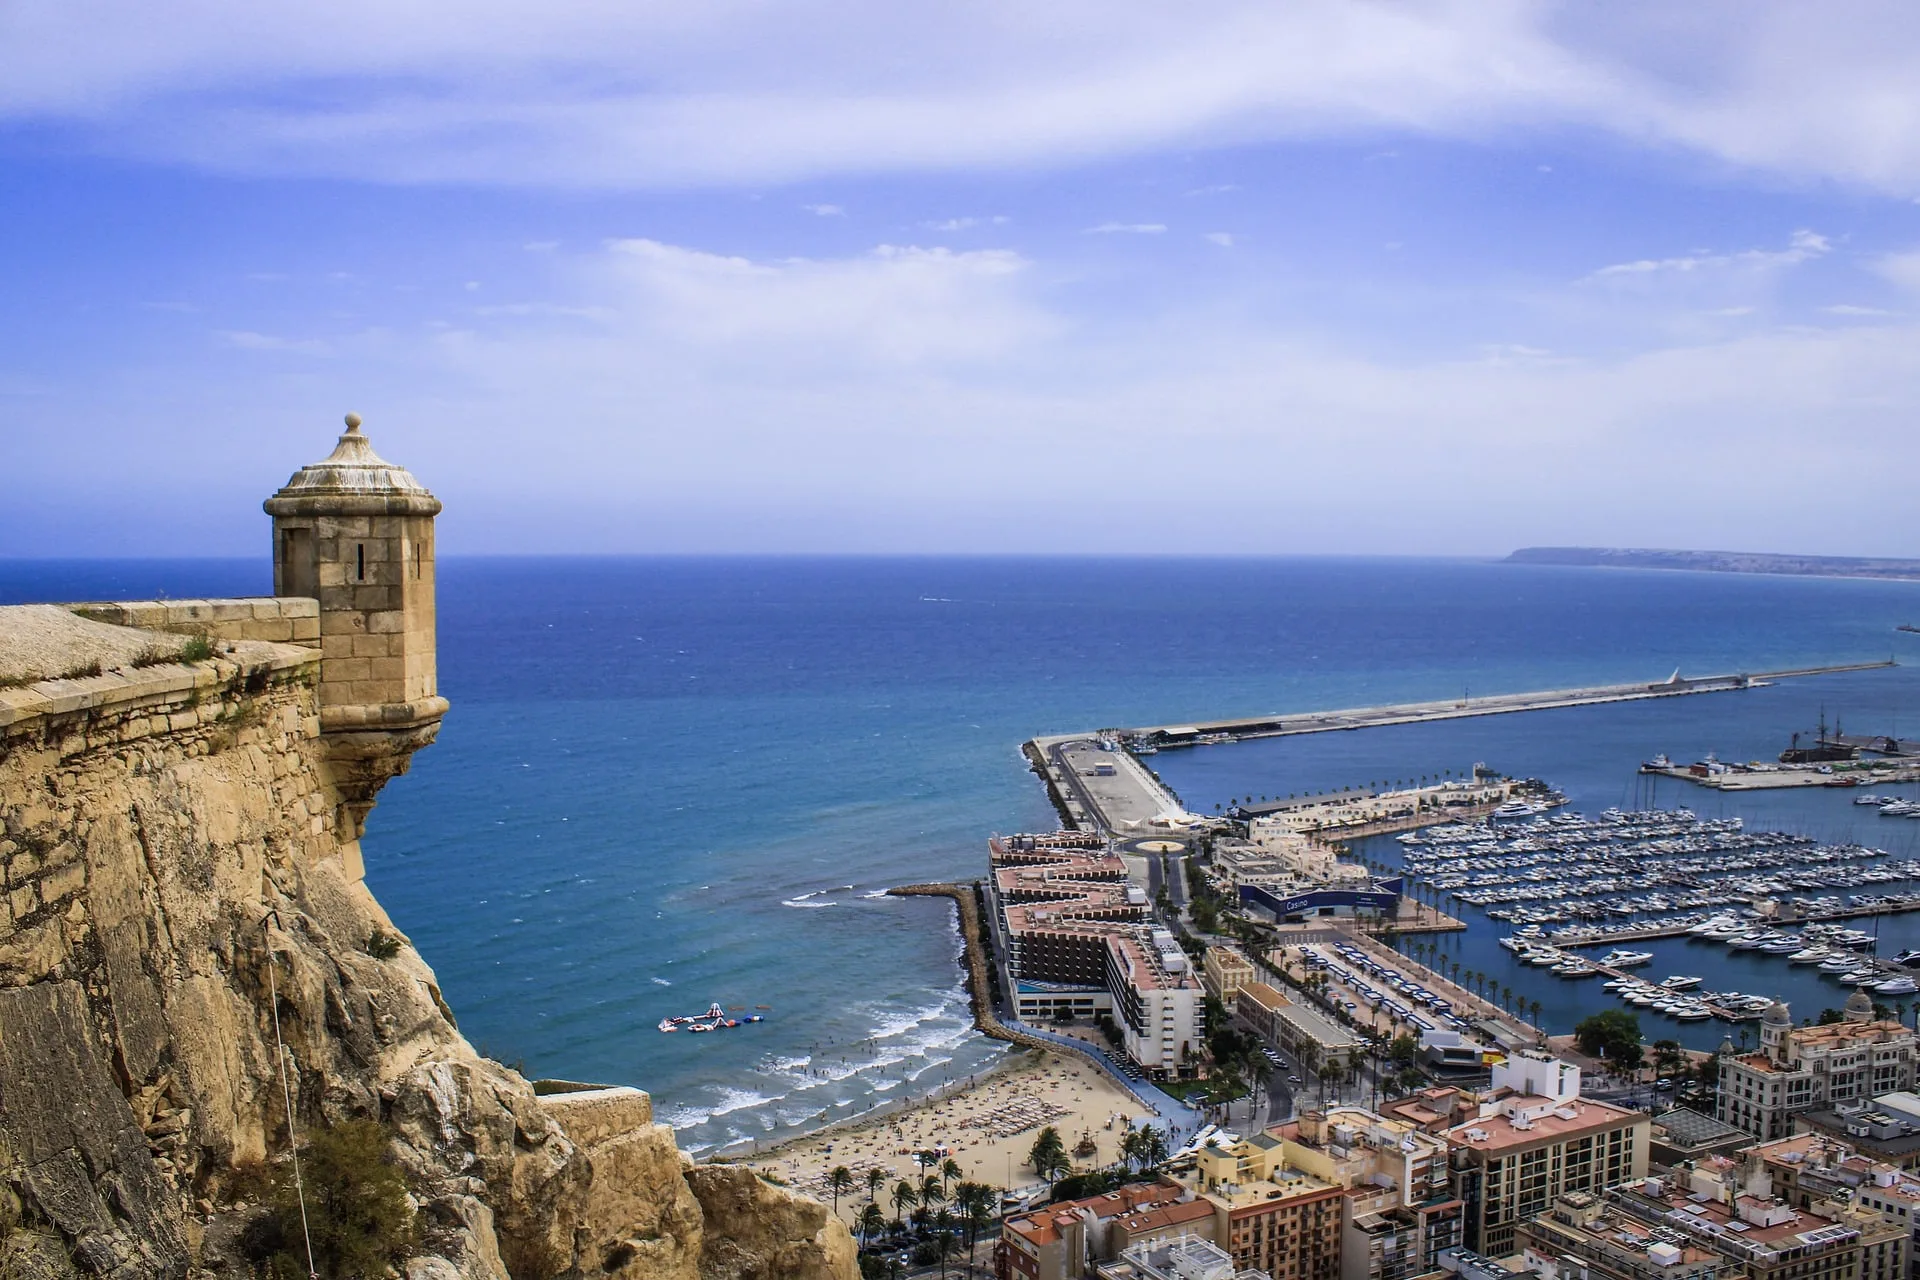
[69,598,321,649]
[0,605,854,1280]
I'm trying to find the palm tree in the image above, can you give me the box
[857,1203,887,1251]
[940,1157,963,1196]
[933,1207,957,1279]
[1119,1126,1144,1174]
[921,1174,947,1213]
[1028,1126,1065,1178]
[1037,1146,1071,1200]
[1243,1050,1273,1121]
[1318,1061,1342,1102]
[866,1166,887,1208]
[954,1182,994,1259]
[890,1179,918,1229]
[1136,1124,1169,1170]
[827,1166,853,1220]
[1529,998,1543,1029]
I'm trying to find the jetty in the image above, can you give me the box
[1027,661,1893,836]
[1551,899,1920,948]
[1108,661,1893,749]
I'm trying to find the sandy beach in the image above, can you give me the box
[728,1048,1155,1227]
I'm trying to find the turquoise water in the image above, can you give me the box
[6,556,1918,1145]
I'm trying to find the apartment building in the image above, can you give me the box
[997,1183,1191,1280]
[1096,1234,1271,1280]
[1236,982,1361,1072]
[1272,1107,1464,1280]
[984,834,1204,1076]
[1444,1052,1649,1256]
[1600,1163,1907,1280]
[1106,930,1205,1077]
[1204,945,1256,1004]
[1719,997,1918,1141]
[1517,1190,1740,1280]
[1178,1133,1345,1280]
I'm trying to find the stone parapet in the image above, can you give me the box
[0,646,319,742]
[536,1086,658,1148]
[73,597,322,647]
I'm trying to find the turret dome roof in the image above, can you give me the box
[264,414,441,517]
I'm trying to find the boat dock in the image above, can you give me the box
[1641,759,1920,791]
[1551,899,1920,947]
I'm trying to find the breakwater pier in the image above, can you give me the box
[1113,661,1893,749]
[1028,661,1893,837]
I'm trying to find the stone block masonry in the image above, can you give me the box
[0,604,854,1279]
[72,598,321,648]
[0,414,854,1280]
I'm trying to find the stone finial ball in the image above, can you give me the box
[345,411,363,430]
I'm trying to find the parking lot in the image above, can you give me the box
[1289,941,1476,1040]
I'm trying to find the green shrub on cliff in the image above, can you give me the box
[253,1119,419,1279]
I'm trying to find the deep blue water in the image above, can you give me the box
[6,556,1920,1142]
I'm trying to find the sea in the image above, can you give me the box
[6,556,1920,1147]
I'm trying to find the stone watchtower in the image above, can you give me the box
[265,413,448,838]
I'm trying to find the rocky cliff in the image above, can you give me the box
[0,605,854,1280]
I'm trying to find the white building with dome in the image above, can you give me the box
[1718,992,1919,1140]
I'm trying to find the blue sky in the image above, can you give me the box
[6,1,1920,556]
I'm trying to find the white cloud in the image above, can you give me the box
[802,203,844,216]
[921,216,1009,231]
[1824,304,1895,317]
[570,238,1050,365]
[216,329,330,355]
[1877,251,1920,293]
[1085,222,1166,235]
[11,2,1920,193]
[1184,184,1240,196]
[1205,232,1235,247]
[1588,229,1829,280]
[22,229,1920,554]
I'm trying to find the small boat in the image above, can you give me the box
[1659,975,1704,990]
[1601,949,1655,968]
[1789,947,1831,964]
[1856,795,1886,806]
[1877,976,1920,996]
[1492,802,1538,820]
[1820,955,1858,972]
[1893,949,1920,969]
[1674,1006,1712,1022]
[1842,970,1879,984]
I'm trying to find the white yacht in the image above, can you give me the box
[1601,949,1655,968]
[1658,975,1704,990]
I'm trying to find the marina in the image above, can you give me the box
[1385,804,1920,1027]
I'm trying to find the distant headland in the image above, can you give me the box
[1508,546,1920,581]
